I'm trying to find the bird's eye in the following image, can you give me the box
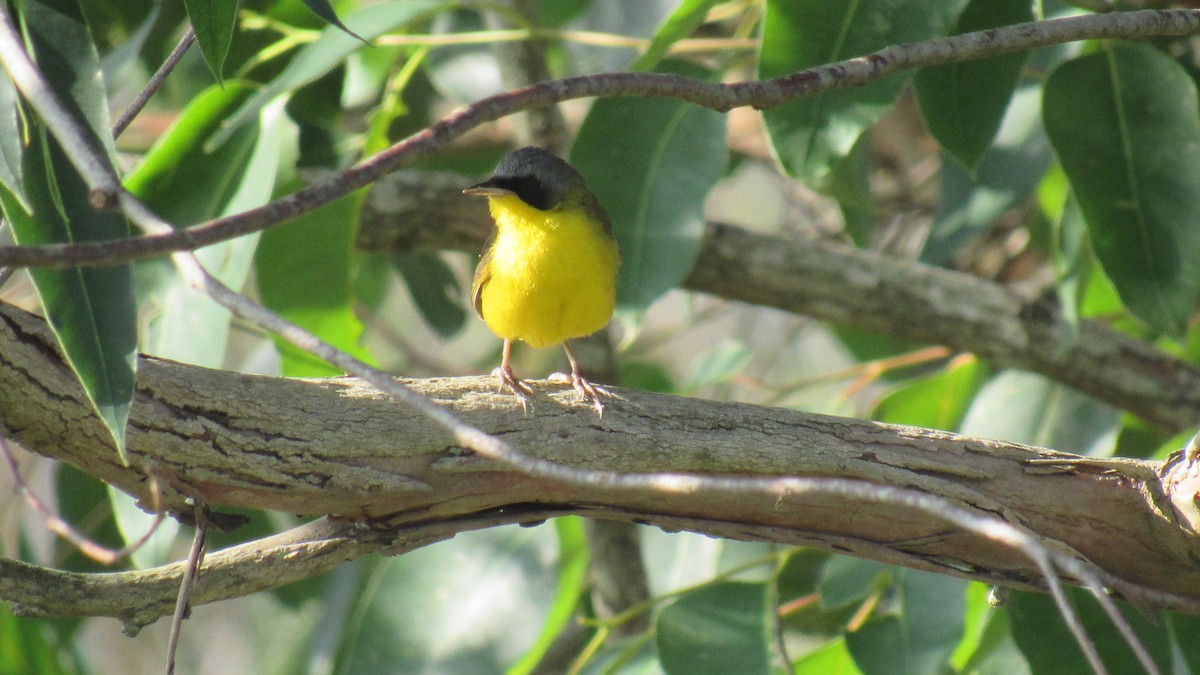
[507,175,555,210]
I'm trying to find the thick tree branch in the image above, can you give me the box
[358,171,1200,432]
[3,300,1200,619]
[2,9,1200,268]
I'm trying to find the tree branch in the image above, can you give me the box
[2,9,1200,268]
[112,28,196,139]
[358,170,1200,432]
[3,299,1200,618]
[0,514,480,630]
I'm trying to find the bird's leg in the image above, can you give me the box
[561,341,610,417]
[492,339,533,412]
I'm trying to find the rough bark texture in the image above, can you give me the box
[3,300,1200,626]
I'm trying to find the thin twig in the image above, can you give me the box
[3,9,1200,268]
[0,417,165,565]
[112,28,197,139]
[166,502,207,675]
[1058,558,1163,675]
[372,27,759,52]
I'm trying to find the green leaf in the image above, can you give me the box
[1049,182,1093,334]
[182,0,238,84]
[256,186,373,377]
[536,0,592,28]
[5,0,136,461]
[777,550,861,637]
[0,605,71,675]
[577,635,660,675]
[508,517,590,675]
[630,0,720,72]
[959,370,1118,456]
[213,1,438,148]
[571,60,727,312]
[127,86,293,367]
[1168,612,1200,675]
[620,361,676,394]
[107,486,180,569]
[826,132,875,246]
[920,74,1055,265]
[1,138,136,464]
[1043,43,1200,336]
[818,557,889,610]
[684,339,751,394]
[845,571,966,675]
[124,82,257,209]
[872,355,984,431]
[759,0,962,184]
[0,62,24,208]
[299,0,369,43]
[657,582,773,675]
[794,639,863,675]
[97,3,160,85]
[949,583,992,670]
[21,0,118,161]
[913,0,1032,170]
[53,464,123,574]
[929,36,1077,262]
[1008,589,1171,675]
[391,252,468,339]
[956,598,1031,675]
[329,526,562,673]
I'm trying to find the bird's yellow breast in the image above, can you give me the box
[477,194,619,349]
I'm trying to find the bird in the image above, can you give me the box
[463,146,620,415]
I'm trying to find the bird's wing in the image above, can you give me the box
[471,233,495,319]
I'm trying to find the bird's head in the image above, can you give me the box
[463,146,591,211]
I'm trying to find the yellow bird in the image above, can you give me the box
[464,146,620,415]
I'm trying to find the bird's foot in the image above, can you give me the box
[549,371,611,417]
[492,365,533,413]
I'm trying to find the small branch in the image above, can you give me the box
[3,9,1200,267]
[373,28,758,53]
[0,510,561,628]
[112,28,197,139]
[166,503,206,675]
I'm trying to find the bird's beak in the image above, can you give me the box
[463,181,513,197]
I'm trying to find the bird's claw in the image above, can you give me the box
[492,366,533,413]
[550,371,610,417]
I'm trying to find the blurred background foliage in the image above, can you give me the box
[4,0,1200,672]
